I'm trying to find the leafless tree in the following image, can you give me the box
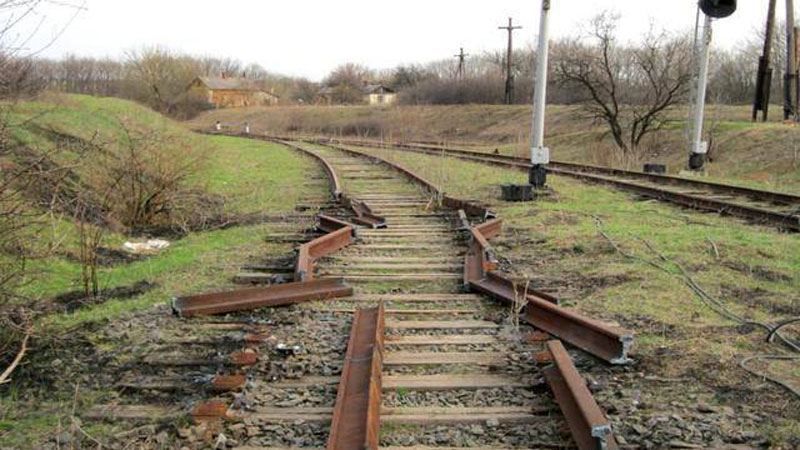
[555,12,693,155]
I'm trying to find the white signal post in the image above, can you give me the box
[529,0,551,188]
[689,14,713,170]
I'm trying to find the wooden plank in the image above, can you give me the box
[384,352,507,366]
[384,374,532,390]
[322,274,462,281]
[329,257,462,264]
[330,263,463,271]
[386,320,499,330]
[385,334,499,345]
[349,293,483,302]
[380,406,549,425]
[321,308,480,315]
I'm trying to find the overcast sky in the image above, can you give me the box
[7,0,786,81]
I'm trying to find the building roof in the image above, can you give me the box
[318,84,396,96]
[362,84,395,94]
[196,76,264,92]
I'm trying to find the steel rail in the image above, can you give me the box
[464,219,633,365]
[327,303,385,450]
[295,221,356,282]
[328,137,800,206]
[315,140,496,219]
[172,278,353,317]
[318,137,800,232]
[545,340,619,450]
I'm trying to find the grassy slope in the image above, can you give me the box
[336,144,800,442]
[190,104,800,192]
[1,96,326,446]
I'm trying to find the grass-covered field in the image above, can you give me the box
[337,143,800,442]
[192,104,800,192]
[0,96,327,447]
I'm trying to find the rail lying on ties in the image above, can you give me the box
[545,340,618,450]
[327,303,385,450]
[173,214,357,317]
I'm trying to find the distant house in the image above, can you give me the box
[316,83,397,106]
[188,76,279,108]
[362,84,397,106]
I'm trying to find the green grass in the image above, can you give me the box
[198,135,325,214]
[22,133,321,322]
[2,124,326,447]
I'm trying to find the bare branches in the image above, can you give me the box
[554,12,693,156]
[0,320,30,385]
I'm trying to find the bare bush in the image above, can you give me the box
[555,12,692,155]
[94,119,209,231]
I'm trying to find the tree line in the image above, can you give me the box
[0,13,781,117]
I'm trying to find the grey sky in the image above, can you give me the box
[11,0,783,80]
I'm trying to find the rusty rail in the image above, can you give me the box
[464,219,633,365]
[316,140,495,219]
[545,340,618,450]
[295,217,356,282]
[342,194,387,228]
[172,278,353,317]
[327,303,385,450]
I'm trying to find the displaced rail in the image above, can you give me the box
[327,303,385,450]
[311,136,800,232]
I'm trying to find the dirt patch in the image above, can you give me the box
[722,261,793,283]
[720,285,800,316]
[52,280,157,313]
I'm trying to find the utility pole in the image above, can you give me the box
[529,0,551,188]
[785,0,797,120]
[454,47,468,80]
[753,0,777,122]
[498,17,522,105]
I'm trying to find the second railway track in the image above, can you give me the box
[305,137,800,232]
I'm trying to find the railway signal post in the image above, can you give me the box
[689,0,737,171]
[529,0,551,188]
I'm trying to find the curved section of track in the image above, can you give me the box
[312,137,800,232]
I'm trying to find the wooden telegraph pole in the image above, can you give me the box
[753,0,777,122]
[498,17,522,104]
[454,48,469,80]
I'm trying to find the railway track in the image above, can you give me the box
[306,137,800,232]
[86,135,625,449]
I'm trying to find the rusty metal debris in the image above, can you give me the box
[327,303,385,450]
[191,401,230,423]
[342,195,387,228]
[211,374,247,392]
[544,340,618,450]
[172,278,353,317]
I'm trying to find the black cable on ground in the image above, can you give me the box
[593,217,800,399]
